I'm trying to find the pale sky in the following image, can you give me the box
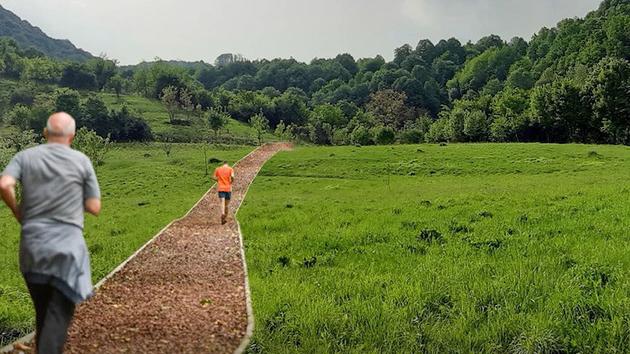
[1,0,602,65]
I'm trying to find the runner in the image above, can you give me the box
[212,160,234,224]
[0,112,101,354]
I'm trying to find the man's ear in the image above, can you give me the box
[43,128,48,139]
[68,133,75,145]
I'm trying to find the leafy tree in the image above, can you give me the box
[250,112,269,145]
[208,108,228,138]
[106,74,125,98]
[54,88,82,119]
[5,104,32,130]
[426,118,451,143]
[463,110,488,141]
[585,57,630,144]
[21,57,61,83]
[310,104,346,128]
[366,90,413,129]
[4,130,38,152]
[109,107,153,142]
[83,95,111,136]
[331,127,349,145]
[72,127,112,168]
[60,63,97,90]
[160,86,179,123]
[180,88,194,119]
[308,120,332,145]
[88,57,117,90]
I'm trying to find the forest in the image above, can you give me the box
[0,0,628,146]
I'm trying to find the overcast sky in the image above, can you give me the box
[2,0,602,65]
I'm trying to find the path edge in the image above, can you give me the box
[1,144,265,354]
[232,142,289,354]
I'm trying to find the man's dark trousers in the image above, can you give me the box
[26,283,76,354]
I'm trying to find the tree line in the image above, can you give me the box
[0,0,628,145]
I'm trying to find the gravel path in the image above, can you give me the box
[4,143,290,354]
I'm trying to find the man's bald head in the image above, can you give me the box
[46,112,76,137]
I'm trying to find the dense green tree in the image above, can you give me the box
[60,63,97,90]
[54,88,82,119]
[585,57,630,144]
[88,57,117,90]
[21,57,61,83]
[366,90,413,129]
[83,95,110,134]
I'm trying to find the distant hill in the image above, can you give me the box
[0,4,93,61]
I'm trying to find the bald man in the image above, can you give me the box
[0,112,101,354]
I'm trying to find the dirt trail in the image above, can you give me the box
[5,142,290,354]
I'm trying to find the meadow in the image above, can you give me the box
[240,143,630,353]
[0,143,252,345]
[99,93,273,143]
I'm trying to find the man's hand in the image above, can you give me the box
[0,175,20,223]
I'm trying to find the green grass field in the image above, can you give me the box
[240,143,630,353]
[0,143,252,345]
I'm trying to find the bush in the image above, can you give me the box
[350,125,373,146]
[399,128,424,144]
[72,127,112,167]
[331,128,349,145]
[426,118,451,143]
[373,126,396,145]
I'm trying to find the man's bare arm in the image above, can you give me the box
[0,175,20,222]
[85,198,101,216]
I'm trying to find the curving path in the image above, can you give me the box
[5,142,290,354]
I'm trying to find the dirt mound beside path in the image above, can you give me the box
[4,142,290,354]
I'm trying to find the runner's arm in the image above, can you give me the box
[85,198,101,216]
[0,175,20,222]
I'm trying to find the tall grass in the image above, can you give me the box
[240,143,630,353]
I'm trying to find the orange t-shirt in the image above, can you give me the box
[214,165,234,192]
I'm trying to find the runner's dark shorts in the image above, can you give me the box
[218,191,231,200]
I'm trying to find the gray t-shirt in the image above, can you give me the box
[2,143,100,229]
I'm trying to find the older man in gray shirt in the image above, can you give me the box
[0,112,101,354]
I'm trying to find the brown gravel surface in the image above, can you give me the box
[4,143,290,354]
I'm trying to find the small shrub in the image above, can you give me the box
[587,150,601,158]
[417,229,444,244]
[401,221,418,230]
[478,210,494,218]
[419,200,432,207]
[449,222,471,234]
[302,256,317,268]
[277,256,290,267]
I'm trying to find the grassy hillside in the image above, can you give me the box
[98,93,268,143]
[0,143,253,346]
[240,143,630,353]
